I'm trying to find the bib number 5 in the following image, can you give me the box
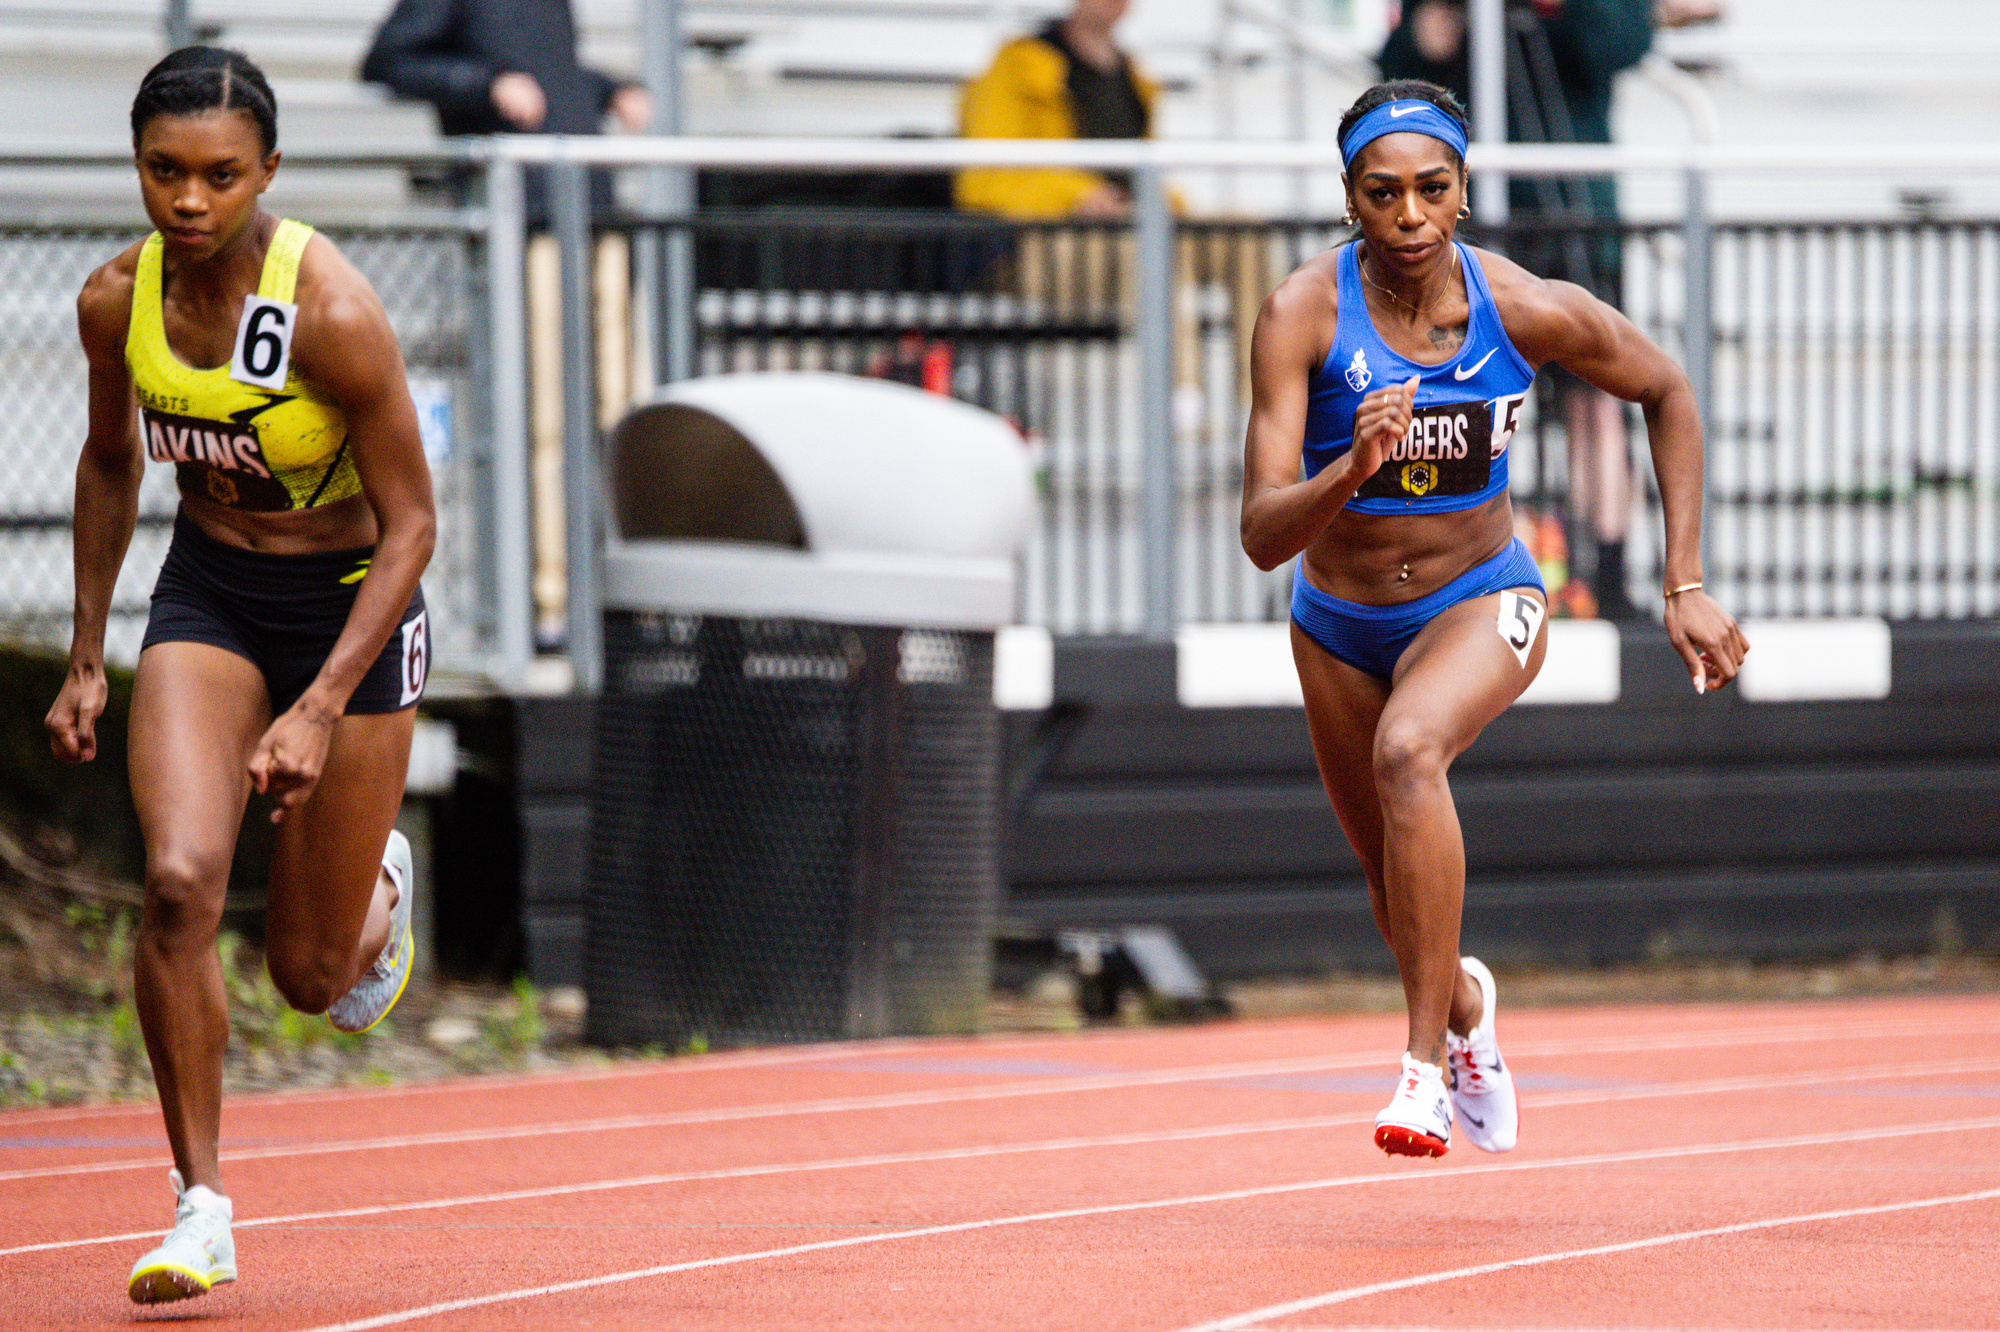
[230,295,298,390]
[1496,589,1545,669]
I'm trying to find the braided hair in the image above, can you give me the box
[131,46,279,154]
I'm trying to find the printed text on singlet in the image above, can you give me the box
[1355,394,1526,502]
[140,403,297,511]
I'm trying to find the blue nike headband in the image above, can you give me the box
[1340,100,1469,170]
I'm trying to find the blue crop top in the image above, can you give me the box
[1303,241,1536,515]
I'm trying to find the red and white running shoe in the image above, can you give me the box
[1446,956,1519,1153]
[1373,1053,1452,1158]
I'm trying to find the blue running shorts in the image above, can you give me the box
[1290,537,1544,682]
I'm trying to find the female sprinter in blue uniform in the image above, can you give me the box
[44,47,434,1301]
[1241,81,1746,1157]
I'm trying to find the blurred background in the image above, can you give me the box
[1,0,1996,1067]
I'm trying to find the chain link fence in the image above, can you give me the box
[6,173,1999,671]
[0,221,490,671]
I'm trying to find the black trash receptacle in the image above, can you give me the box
[584,373,1030,1048]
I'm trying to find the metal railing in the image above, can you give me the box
[3,138,1998,694]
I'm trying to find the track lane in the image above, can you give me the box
[7,1048,1997,1253]
[10,1053,2000,1258]
[5,1007,1986,1181]
[237,1119,2000,1332]
[1172,1189,2000,1332]
[2,995,1994,1329]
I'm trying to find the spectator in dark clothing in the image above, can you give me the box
[361,0,651,215]
[1378,0,1650,232]
[362,0,649,137]
[1379,0,1655,619]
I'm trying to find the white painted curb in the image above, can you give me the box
[1736,617,1891,701]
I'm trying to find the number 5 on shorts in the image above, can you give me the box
[1496,590,1544,670]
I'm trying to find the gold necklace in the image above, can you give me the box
[1359,245,1459,323]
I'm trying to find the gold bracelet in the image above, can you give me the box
[1664,580,1704,598]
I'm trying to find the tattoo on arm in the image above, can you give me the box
[1427,322,1467,352]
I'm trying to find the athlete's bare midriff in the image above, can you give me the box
[181,488,377,554]
[1300,479,1516,605]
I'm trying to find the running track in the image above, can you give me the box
[4,993,1998,1329]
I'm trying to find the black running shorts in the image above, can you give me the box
[142,512,429,715]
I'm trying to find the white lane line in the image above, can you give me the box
[4,1008,1991,1134]
[0,1116,1351,1258]
[0,1052,1376,1185]
[0,1038,961,1129]
[4,1018,1994,1186]
[8,1054,1999,1260]
[0,1025,1157,1129]
[1173,1187,2000,1332]
[280,1116,2000,1332]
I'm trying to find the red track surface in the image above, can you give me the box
[4,993,1998,1330]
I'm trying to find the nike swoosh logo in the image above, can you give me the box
[1452,349,1497,380]
[1463,1112,1486,1128]
[1389,104,1420,117]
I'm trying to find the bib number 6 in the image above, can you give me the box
[230,295,298,390]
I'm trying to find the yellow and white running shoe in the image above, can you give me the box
[328,829,415,1034]
[128,1168,235,1304]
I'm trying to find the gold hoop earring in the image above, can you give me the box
[1457,202,1472,220]
[1343,208,1358,227]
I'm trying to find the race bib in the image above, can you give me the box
[1497,589,1545,669]
[1356,400,1493,501]
[399,610,431,708]
[230,295,298,390]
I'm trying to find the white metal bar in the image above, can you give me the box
[1136,166,1174,642]
[27,138,2000,174]
[551,160,603,693]
[484,158,534,684]
[1469,0,1507,226]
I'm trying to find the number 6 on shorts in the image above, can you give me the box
[399,611,430,707]
[1496,589,1544,669]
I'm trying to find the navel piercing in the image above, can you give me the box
[1396,564,1412,582]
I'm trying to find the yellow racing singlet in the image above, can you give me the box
[125,218,358,513]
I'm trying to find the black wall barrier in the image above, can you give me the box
[447,621,1997,994]
[1002,620,2000,978]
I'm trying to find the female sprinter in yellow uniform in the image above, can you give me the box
[44,47,435,1302]
[1242,81,1746,1157]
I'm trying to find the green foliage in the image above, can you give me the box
[61,901,136,1002]
[219,930,304,1050]
[215,930,376,1052]
[482,975,545,1056]
[0,1050,48,1107]
[107,999,143,1060]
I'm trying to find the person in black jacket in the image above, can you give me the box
[362,0,649,144]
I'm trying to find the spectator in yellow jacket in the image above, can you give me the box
[955,0,1159,219]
